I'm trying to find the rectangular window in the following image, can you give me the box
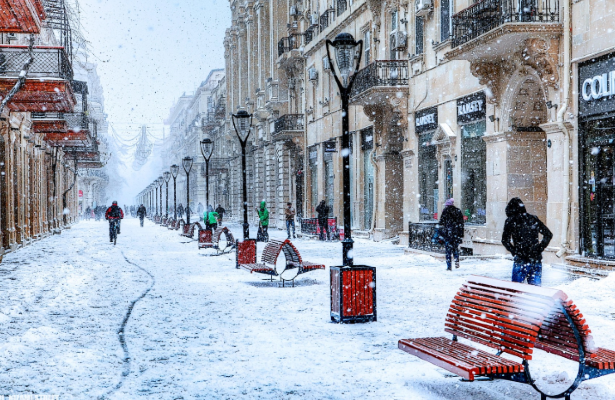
[364,30,371,66]
[391,10,398,31]
[418,133,438,221]
[441,0,451,42]
[460,120,487,225]
[415,16,424,55]
[309,148,318,217]
[324,150,334,218]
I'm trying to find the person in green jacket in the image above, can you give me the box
[204,205,219,231]
[256,200,269,241]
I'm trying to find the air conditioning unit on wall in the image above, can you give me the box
[308,67,319,81]
[391,31,407,50]
[416,0,433,17]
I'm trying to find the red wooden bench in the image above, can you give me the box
[181,222,202,238]
[237,239,325,286]
[398,276,615,400]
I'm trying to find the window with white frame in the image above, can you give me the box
[441,0,452,42]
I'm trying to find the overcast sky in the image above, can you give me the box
[78,0,230,204]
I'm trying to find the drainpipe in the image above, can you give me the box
[556,0,572,258]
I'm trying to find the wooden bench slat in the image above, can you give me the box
[455,290,554,323]
[448,303,542,335]
[446,308,540,340]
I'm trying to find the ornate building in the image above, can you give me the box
[0,0,104,261]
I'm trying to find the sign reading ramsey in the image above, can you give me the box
[457,91,486,124]
[415,107,438,133]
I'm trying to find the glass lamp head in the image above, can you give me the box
[232,109,253,142]
[163,171,171,182]
[327,32,363,89]
[182,156,193,174]
[200,137,214,161]
[170,164,179,178]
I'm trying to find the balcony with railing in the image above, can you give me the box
[350,60,409,104]
[448,0,561,61]
[0,45,75,112]
[0,0,46,33]
[277,33,303,57]
[273,114,304,141]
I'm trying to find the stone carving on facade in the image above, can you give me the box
[521,38,559,89]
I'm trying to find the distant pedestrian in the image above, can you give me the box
[256,201,269,242]
[197,203,204,217]
[215,204,226,223]
[316,200,330,241]
[177,203,184,219]
[137,204,147,227]
[501,197,553,286]
[439,198,464,271]
[285,202,296,239]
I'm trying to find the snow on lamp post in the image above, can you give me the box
[163,171,171,218]
[232,109,253,240]
[200,124,214,208]
[327,32,376,323]
[182,156,194,224]
[170,164,179,221]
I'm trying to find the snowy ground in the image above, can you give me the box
[0,218,614,399]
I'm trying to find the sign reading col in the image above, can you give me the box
[579,53,615,117]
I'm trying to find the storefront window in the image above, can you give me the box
[460,120,487,224]
[324,150,334,218]
[309,147,318,217]
[362,128,374,229]
[419,133,438,221]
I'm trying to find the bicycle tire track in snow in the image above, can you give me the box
[102,250,155,399]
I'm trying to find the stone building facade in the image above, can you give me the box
[0,1,104,261]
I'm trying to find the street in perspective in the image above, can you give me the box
[0,0,614,399]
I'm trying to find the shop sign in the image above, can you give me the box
[457,92,486,124]
[78,190,83,198]
[579,53,615,117]
[415,107,438,133]
[324,139,337,152]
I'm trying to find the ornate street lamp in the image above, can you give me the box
[154,181,159,217]
[170,164,179,220]
[232,109,253,240]
[182,156,194,224]
[200,130,215,208]
[327,33,376,323]
[163,171,171,218]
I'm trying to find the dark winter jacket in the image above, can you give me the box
[215,206,225,218]
[105,205,124,220]
[316,201,329,223]
[501,198,553,262]
[137,205,146,218]
[439,205,464,245]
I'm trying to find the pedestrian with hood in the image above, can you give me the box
[285,202,296,239]
[137,204,147,227]
[439,198,464,270]
[501,197,553,286]
[215,204,226,223]
[204,205,219,231]
[256,200,269,242]
[316,200,330,241]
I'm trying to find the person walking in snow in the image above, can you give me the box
[215,204,226,223]
[316,200,330,241]
[501,197,553,286]
[256,201,269,242]
[439,198,464,271]
[137,204,147,227]
[177,203,184,219]
[204,205,219,231]
[285,202,296,239]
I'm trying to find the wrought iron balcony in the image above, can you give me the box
[451,0,560,48]
[0,45,73,80]
[350,60,409,99]
[273,114,304,139]
[64,112,89,132]
[337,0,348,16]
[278,34,302,57]
[320,8,335,31]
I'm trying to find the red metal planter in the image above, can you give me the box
[330,265,377,323]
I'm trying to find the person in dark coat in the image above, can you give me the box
[316,200,330,241]
[177,203,184,219]
[439,198,464,270]
[215,204,226,223]
[137,204,147,227]
[501,197,553,286]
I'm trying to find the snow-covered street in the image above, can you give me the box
[0,218,614,399]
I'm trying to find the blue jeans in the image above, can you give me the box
[445,242,459,269]
[286,220,295,238]
[512,259,542,286]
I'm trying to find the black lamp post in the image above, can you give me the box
[163,171,170,218]
[183,156,194,224]
[158,176,164,220]
[232,109,253,240]
[171,164,179,220]
[200,131,214,208]
[327,33,376,323]
[155,181,159,217]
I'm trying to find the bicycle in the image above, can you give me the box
[109,219,120,245]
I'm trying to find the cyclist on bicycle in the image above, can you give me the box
[105,201,124,242]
